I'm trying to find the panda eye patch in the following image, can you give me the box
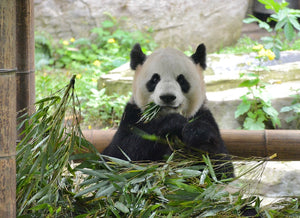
[177,74,190,93]
[146,73,160,92]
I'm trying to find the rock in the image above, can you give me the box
[98,63,133,96]
[206,82,298,129]
[34,0,248,52]
[231,160,300,205]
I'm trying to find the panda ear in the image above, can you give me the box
[130,43,146,70]
[191,43,206,70]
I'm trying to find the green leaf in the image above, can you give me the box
[96,183,118,197]
[272,47,281,59]
[30,203,51,211]
[243,17,259,24]
[284,22,295,41]
[280,106,293,113]
[101,20,115,28]
[243,117,265,130]
[167,178,201,193]
[258,0,286,12]
[114,202,129,214]
[243,16,272,32]
[291,103,300,113]
[203,155,219,183]
[289,16,300,30]
[101,155,137,168]
[238,79,259,88]
[78,168,109,178]
[270,116,281,128]
[75,181,108,197]
[235,101,251,118]
[70,53,86,61]
[263,106,279,118]
[285,115,298,123]
[175,168,202,178]
[258,21,272,32]
[275,17,288,31]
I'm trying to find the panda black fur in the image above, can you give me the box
[103,43,234,178]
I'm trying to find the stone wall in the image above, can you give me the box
[34,0,249,52]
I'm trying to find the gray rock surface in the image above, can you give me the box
[34,0,248,52]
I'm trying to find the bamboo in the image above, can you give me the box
[0,0,17,217]
[16,0,35,134]
[82,129,300,160]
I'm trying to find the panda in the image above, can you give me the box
[102,43,234,179]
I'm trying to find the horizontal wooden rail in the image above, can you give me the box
[82,129,300,161]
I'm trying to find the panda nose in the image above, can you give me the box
[160,94,176,104]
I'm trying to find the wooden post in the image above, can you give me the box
[16,0,35,135]
[0,0,17,217]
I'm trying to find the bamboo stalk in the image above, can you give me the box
[82,129,300,160]
[16,0,35,136]
[0,0,17,217]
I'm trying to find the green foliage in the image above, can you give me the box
[16,76,97,216]
[35,33,54,70]
[217,36,259,54]
[35,70,131,128]
[17,79,300,216]
[35,17,156,128]
[264,197,300,217]
[74,153,261,217]
[243,0,300,58]
[36,16,156,72]
[84,88,131,127]
[280,89,300,129]
[235,47,281,130]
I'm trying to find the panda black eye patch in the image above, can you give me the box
[177,74,190,93]
[146,73,160,92]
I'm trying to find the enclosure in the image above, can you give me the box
[1,0,300,217]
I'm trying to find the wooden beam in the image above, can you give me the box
[82,129,300,161]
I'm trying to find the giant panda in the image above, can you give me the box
[102,43,234,179]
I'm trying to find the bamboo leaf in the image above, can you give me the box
[95,183,118,197]
[78,168,109,179]
[114,201,129,213]
[75,181,109,198]
[203,155,219,183]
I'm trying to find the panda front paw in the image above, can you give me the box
[182,122,221,153]
[155,113,187,137]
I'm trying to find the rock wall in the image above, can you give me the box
[34,0,249,52]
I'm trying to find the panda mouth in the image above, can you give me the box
[161,105,180,110]
[160,104,182,112]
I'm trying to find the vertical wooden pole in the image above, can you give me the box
[0,0,17,217]
[16,0,35,134]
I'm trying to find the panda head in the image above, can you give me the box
[130,43,207,118]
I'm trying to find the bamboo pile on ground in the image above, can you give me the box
[16,76,300,217]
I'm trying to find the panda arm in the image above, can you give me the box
[103,103,187,161]
[102,103,142,159]
[182,107,228,154]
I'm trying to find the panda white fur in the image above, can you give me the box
[103,43,234,178]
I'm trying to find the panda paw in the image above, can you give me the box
[182,122,221,153]
[155,113,187,137]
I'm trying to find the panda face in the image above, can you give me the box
[130,44,207,118]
